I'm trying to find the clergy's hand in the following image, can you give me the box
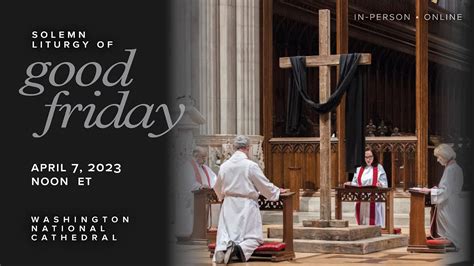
[421,187,431,193]
[376,182,383,187]
[279,188,289,193]
[344,182,352,187]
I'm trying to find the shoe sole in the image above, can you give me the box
[215,251,225,264]
[224,241,235,264]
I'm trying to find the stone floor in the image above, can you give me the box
[170,225,471,265]
[171,244,458,265]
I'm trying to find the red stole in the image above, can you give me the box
[355,165,378,225]
[190,159,211,186]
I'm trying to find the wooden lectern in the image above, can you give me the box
[177,188,214,244]
[335,186,395,234]
[407,188,443,253]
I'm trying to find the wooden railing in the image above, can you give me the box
[335,186,394,234]
[268,136,418,191]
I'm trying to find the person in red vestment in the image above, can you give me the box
[345,147,388,226]
[174,146,217,239]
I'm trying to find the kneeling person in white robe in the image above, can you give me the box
[213,135,286,263]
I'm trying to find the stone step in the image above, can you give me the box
[268,225,381,241]
[265,235,408,254]
[261,211,431,227]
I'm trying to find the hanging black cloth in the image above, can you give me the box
[285,70,304,135]
[286,54,365,173]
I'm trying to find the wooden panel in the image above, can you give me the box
[270,138,418,191]
[295,148,306,190]
[408,191,427,247]
[288,168,301,210]
[305,147,317,190]
[283,151,294,189]
[391,151,396,189]
[272,149,284,187]
[403,152,408,190]
[315,150,321,191]
[331,149,338,188]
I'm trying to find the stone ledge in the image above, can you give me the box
[261,211,431,227]
[268,225,381,241]
[265,234,408,254]
[302,219,349,228]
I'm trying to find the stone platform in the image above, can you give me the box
[265,224,408,254]
[266,234,408,254]
[268,225,381,241]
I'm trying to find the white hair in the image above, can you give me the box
[434,143,456,161]
[193,146,207,157]
[233,135,250,150]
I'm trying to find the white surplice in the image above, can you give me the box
[174,159,217,238]
[430,161,467,249]
[213,151,280,261]
[351,164,388,227]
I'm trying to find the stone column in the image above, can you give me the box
[169,0,206,255]
[170,0,193,102]
[191,0,263,169]
[170,0,199,161]
[219,0,237,134]
[198,0,219,135]
[236,0,260,135]
[195,0,260,136]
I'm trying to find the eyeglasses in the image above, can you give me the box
[365,156,374,159]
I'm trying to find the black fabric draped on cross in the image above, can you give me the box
[286,54,365,173]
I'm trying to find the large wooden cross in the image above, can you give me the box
[279,9,371,222]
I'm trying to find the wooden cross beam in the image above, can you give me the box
[279,9,371,222]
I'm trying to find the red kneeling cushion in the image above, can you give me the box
[426,239,452,246]
[255,242,286,251]
[208,242,286,252]
[208,243,216,250]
